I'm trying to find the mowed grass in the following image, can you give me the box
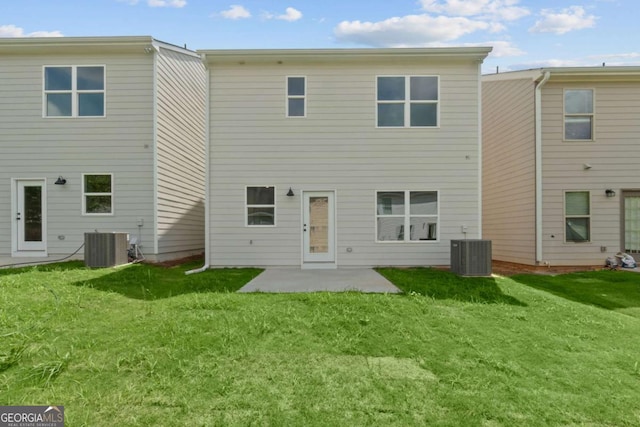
[1,263,640,426]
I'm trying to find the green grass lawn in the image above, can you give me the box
[1,263,640,426]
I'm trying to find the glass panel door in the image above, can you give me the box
[16,180,47,252]
[309,197,329,254]
[303,191,335,264]
[624,194,640,254]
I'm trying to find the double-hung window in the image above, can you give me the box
[377,76,438,127]
[564,89,593,140]
[44,66,105,117]
[565,191,590,242]
[246,186,276,226]
[287,76,306,117]
[376,191,438,241]
[83,174,113,215]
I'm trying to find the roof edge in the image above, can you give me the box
[199,47,492,63]
[483,66,640,82]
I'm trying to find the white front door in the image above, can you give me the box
[303,191,335,265]
[15,179,47,253]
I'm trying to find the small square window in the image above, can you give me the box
[377,76,439,127]
[247,186,276,226]
[83,174,113,215]
[44,65,105,117]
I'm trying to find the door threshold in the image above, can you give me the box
[12,251,48,258]
[301,263,337,270]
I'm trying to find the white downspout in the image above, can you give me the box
[186,54,211,275]
[535,71,551,264]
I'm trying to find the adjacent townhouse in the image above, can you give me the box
[0,36,206,263]
[483,67,640,266]
[200,47,491,268]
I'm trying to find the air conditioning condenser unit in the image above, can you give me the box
[450,239,492,276]
[84,232,129,268]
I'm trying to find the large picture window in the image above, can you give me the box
[376,191,438,242]
[377,76,438,127]
[564,89,593,140]
[83,174,113,215]
[44,66,105,117]
[246,186,276,226]
[565,191,590,242]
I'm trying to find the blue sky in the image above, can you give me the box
[1,0,638,73]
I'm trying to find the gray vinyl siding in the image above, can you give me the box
[155,47,206,258]
[208,60,482,267]
[482,78,537,265]
[0,53,155,256]
[540,81,640,265]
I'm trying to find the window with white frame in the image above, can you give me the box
[376,191,438,241]
[565,191,590,242]
[287,76,306,117]
[83,174,113,215]
[246,186,275,226]
[564,89,593,140]
[44,66,105,117]
[377,76,438,127]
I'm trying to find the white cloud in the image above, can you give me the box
[420,0,530,22]
[469,40,524,57]
[147,0,186,7]
[277,7,302,22]
[220,5,251,19]
[0,24,63,38]
[334,14,490,47]
[263,7,303,22]
[529,6,596,35]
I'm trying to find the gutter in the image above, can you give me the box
[535,71,551,264]
[186,54,211,275]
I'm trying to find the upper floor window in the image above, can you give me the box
[83,174,113,215]
[565,191,590,242]
[246,186,276,226]
[376,191,438,242]
[287,76,306,117]
[564,89,593,140]
[377,76,438,127]
[44,66,105,117]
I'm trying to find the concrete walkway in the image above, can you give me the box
[238,268,401,293]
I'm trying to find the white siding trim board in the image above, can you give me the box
[152,47,159,255]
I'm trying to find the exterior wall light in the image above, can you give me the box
[55,176,67,185]
[286,187,295,197]
[605,189,616,197]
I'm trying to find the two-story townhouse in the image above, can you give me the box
[199,47,491,268]
[0,36,206,263]
[483,67,640,267]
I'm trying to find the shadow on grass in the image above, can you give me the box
[511,270,640,316]
[71,262,263,300]
[377,267,526,306]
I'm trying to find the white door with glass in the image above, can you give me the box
[623,191,640,255]
[303,191,335,264]
[15,180,47,252]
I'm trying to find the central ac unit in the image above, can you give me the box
[450,239,492,276]
[84,232,129,268]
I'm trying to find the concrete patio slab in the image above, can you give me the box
[238,268,402,293]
